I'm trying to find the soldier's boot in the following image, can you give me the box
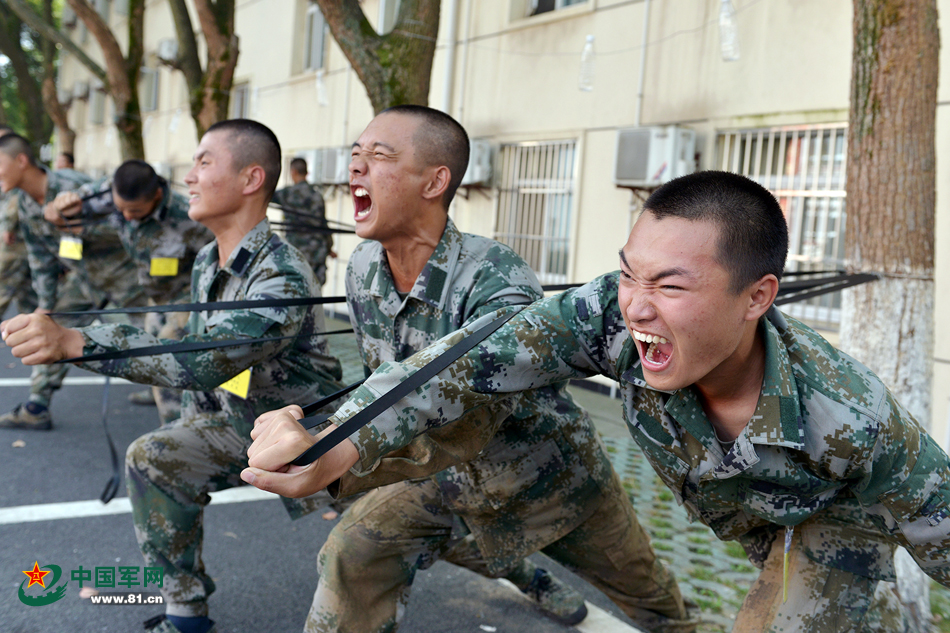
[0,402,52,430]
[143,614,216,633]
[129,389,157,406]
[508,561,588,626]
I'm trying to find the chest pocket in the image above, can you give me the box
[626,416,690,505]
[740,467,841,527]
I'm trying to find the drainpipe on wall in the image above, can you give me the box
[457,0,474,125]
[634,0,651,127]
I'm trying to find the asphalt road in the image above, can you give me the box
[0,309,639,633]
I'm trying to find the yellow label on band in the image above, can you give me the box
[219,369,251,399]
[150,257,180,277]
[59,237,83,260]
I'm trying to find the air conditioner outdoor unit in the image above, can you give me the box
[157,38,178,63]
[73,81,90,100]
[318,147,350,185]
[614,126,696,188]
[153,162,173,180]
[461,139,492,187]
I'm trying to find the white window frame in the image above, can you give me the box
[89,83,106,125]
[230,83,250,118]
[494,140,577,284]
[140,67,159,112]
[304,2,327,71]
[717,123,848,330]
[528,0,587,17]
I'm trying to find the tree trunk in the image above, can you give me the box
[315,0,440,114]
[40,0,75,156]
[66,0,145,160]
[840,0,938,627]
[193,0,238,135]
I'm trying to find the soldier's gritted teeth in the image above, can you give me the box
[352,184,372,222]
[631,329,673,372]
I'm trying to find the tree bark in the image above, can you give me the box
[165,0,237,137]
[840,0,939,627]
[315,0,440,114]
[66,0,145,160]
[40,0,75,156]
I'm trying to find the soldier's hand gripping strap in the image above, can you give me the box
[290,309,520,467]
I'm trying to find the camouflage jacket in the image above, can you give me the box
[15,168,146,310]
[77,219,345,518]
[331,272,950,585]
[271,182,332,281]
[77,178,213,304]
[0,190,19,236]
[336,219,616,574]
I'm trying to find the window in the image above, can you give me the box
[528,0,587,17]
[304,2,327,71]
[717,124,848,330]
[378,0,400,34]
[140,67,159,112]
[94,0,111,21]
[230,83,249,118]
[89,83,106,125]
[495,140,576,284]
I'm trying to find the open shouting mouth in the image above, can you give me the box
[352,186,371,220]
[631,329,673,371]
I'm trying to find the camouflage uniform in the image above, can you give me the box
[0,191,37,318]
[272,181,332,285]
[75,219,344,618]
[12,168,148,410]
[330,272,950,632]
[77,177,214,424]
[310,221,690,633]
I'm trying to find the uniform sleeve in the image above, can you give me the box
[18,205,63,311]
[330,275,620,475]
[75,260,313,390]
[851,391,950,586]
[459,245,544,325]
[0,193,18,234]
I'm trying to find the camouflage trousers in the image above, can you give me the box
[125,412,249,618]
[143,310,190,426]
[27,272,100,407]
[734,529,914,632]
[307,470,693,633]
[0,238,37,318]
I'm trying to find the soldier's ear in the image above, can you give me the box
[242,164,267,197]
[421,166,450,202]
[744,274,778,321]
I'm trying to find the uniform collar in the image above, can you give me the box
[369,217,461,316]
[212,218,273,278]
[621,306,804,451]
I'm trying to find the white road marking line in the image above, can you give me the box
[496,579,646,632]
[0,487,278,525]
[0,377,133,387]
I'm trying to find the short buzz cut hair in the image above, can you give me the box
[289,157,308,176]
[379,105,470,210]
[0,124,13,136]
[0,133,37,166]
[205,119,282,201]
[60,152,75,167]
[643,171,789,294]
[113,160,162,201]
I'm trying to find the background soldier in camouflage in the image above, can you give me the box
[0,132,141,430]
[0,125,38,320]
[2,119,344,633]
[47,159,214,424]
[247,171,950,632]
[272,157,334,285]
[252,106,695,633]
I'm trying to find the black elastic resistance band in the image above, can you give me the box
[98,376,122,504]
[774,273,879,306]
[50,294,349,318]
[291,310,519,467]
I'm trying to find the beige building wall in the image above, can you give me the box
[55,0,949,442]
